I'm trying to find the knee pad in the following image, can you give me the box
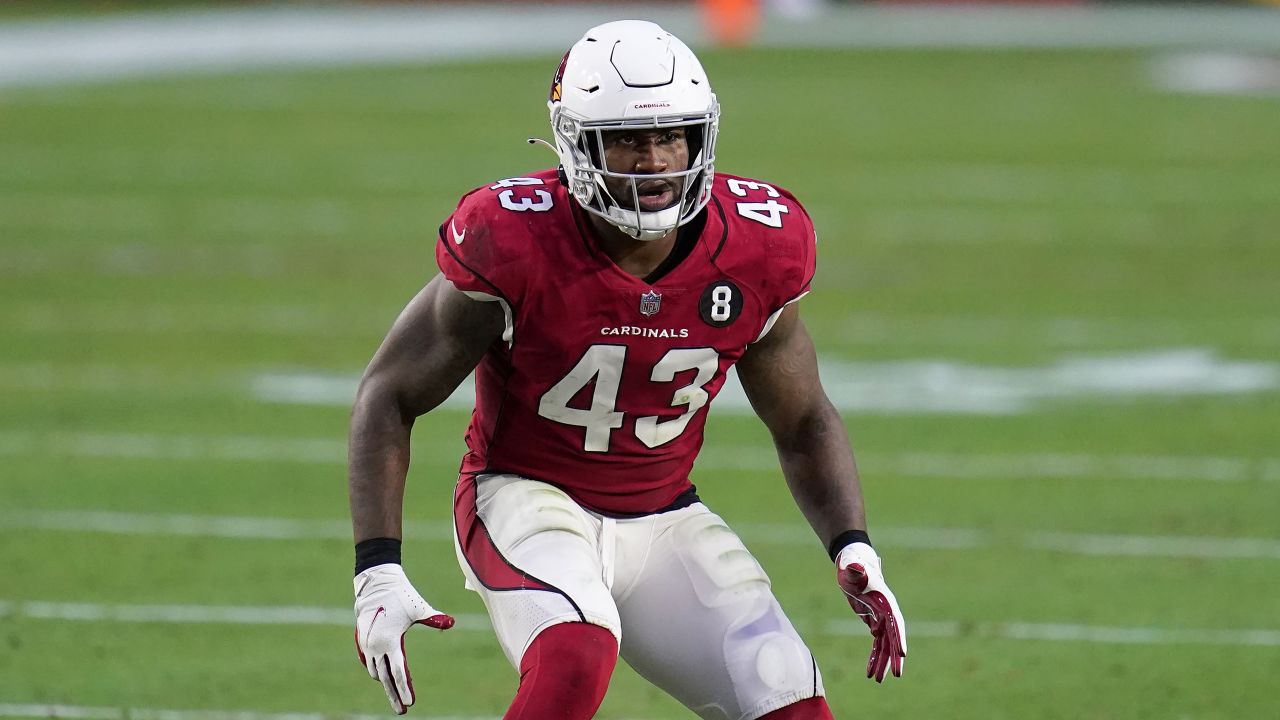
[719,606,824,714]
[739,627,816,696]
[670,512,823,713]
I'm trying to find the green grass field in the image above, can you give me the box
[2,41,1279,720]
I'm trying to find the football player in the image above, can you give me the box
[349,20,906,720]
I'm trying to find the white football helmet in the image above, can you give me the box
[548,20,719,241]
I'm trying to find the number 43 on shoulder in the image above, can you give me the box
[728,179,788,228]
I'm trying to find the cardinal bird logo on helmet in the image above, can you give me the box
[549,50,570,104]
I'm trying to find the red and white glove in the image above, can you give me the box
[353,564,455,714]
[835,542,907,682]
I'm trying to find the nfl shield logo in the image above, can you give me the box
[639,290,662,317]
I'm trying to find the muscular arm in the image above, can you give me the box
[736,304,866,552]
[348,274,505,543]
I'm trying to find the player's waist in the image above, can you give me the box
[458,462,700,517]
[575,484,701,518]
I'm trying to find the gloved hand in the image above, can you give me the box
[835,542,907,682]
[353,563,455,714]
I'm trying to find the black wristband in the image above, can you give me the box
[828,529,871,562]
[355,537,402,575]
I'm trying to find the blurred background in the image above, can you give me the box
[1,1,1278,718]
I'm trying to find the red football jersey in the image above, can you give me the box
[435,169,816,515]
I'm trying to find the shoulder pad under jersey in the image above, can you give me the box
[435,169,562,304]
[711,173,818,316]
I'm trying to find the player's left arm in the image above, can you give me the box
[736,303,907,681]
[736,303,862,545]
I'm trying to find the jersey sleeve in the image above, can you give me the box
[435,185,527,305]
[742,183,818,343]
[768,186,818,310]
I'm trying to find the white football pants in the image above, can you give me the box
[452,473,824,720]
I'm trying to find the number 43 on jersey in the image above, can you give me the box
[538,345,719,452]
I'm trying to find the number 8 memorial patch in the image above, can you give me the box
[699,281,743,327]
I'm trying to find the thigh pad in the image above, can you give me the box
[479,477,596,552]
[671,510,772,609]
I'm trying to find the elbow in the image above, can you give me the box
[352,367,383,413]
[351,369,410,426]
[771,397,842,453]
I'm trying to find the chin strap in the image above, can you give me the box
[625,226,670,241]
[526,137,558,155]
[604,204,680,241]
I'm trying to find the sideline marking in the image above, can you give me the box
[1,602,1276,648]
[4,5,1280,88]
[3,510,1278,561]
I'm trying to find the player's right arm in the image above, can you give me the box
[348,273,505,714]
[349,274,504,542]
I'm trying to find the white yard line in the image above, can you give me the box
[0,601,1276,648]
[250,349,1280,416]
[743,524,987,551]
[728,523,1279,560]
[0,601,368,628]
[886,451,1280,484]
[1024,532,1280,560]
[15,601,359,627]
[2,429,1277,484]
[3,510,1278,561]
[1,303,389,336]
[696,446,1280,484]
[0,510,451,542]
[0,431,349,464]
[0,706,122,720]
[0,705,497,720]
[838,313,1280,350]
[823,619,1280,647]
[1149,52,1280,97]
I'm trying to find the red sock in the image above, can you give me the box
[503,622,618,720]
[759,697,836,720]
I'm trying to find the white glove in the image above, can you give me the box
[835,542,907,682]
[353,563,455,714]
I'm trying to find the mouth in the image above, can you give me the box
[635,181,677,212]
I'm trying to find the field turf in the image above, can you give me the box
[1,45,1278,719]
